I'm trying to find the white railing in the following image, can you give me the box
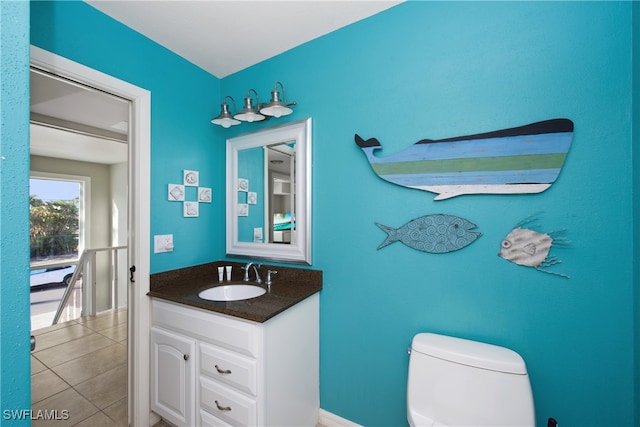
[52,246,127,325]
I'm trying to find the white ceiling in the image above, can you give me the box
[31,0,402,165]
[30,122,129,165]
[85,0,402,78]
[30,68,130,165]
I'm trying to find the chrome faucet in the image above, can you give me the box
[265,270,278,286]
[242,262,262,283]
[265,270,278,292]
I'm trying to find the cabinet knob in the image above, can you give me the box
[183,354,189,361]
[214,400,232,411]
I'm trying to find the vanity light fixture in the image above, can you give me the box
[211,81,297,128]
[234,89,265,123]
[211,96,241,128]
[260,81,296,118]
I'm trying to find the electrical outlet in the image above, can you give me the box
[154,234,174,253]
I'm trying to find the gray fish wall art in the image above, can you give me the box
[498,214,571,278]
[376,214,481,253]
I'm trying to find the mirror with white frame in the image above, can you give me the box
[226,118,311,264]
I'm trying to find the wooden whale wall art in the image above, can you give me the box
[355,119,574,200]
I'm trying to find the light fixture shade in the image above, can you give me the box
[260,81,294,118]
[234,89,265,122]
[211,97,240,128]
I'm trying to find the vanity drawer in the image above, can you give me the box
[199,342,257,396]
[200,376,257,427]
[153,299,258,357]
[199,409,232,427]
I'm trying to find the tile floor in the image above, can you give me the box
[31,309,128,427]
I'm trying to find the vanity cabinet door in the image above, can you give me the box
[151,326,196,427]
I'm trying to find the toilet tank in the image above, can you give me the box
[407,333,535,427]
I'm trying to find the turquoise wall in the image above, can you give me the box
[1,1,32,424]
[237,147,265,242]
[0,1,634,427]
[222,2,637,426]
[632,2,640,424]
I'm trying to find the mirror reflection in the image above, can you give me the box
[227,118,311,264]
[237,142,295,244]
[266,144,295,244]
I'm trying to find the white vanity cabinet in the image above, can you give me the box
[150,294,319,427]
[150,327,196,426]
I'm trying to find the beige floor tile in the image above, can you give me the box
[74,364,127,410]
[79,310,127,332]
[33,323,95,352]
[99,322,127,342]
[31,388,98,427]
[31,369,70,404]
[32,320,79,336]
[30,313,129,427]
[73,410,120,427]
[33,333,115,368]
[31,355,48,375]
[51,343,126,386]
[103,397,128,426]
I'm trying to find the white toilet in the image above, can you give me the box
[407,333,535,427]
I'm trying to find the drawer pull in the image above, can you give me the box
[214,400,232,411]
[183,354,189,361]
[214,364,232,374]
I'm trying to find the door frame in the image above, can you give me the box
[30,46,151,427]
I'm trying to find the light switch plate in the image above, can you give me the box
[253,227,263,243]
[154,234,174,253]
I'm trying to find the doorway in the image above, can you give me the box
[30,46,151,427]
[30,65,130,326]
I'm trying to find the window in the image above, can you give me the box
[30,176,85,266]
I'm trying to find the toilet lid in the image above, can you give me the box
[411,333,527,374]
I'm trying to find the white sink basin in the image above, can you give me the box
[198,285,266,301]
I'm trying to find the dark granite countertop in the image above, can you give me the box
[148,261,322,323]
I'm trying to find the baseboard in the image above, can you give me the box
[151,408,355,427]
[318,409,362,427]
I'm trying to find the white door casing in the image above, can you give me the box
[30,46,151,427]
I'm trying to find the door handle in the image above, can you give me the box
[129,265,136,283]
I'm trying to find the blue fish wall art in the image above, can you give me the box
[498,214,571,278]
[376,214,481,253]
[355,119,574,201]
